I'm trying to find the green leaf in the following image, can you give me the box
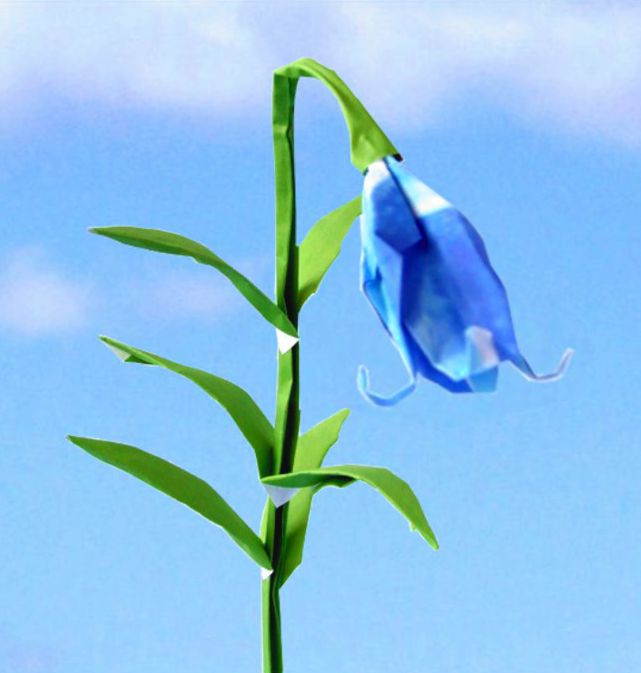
[100,336,274,477]
[67,436,272,570]
[297,197,361,308]
[293,409,350,471]
[263,464,438,551]
[279,409,350,585]
[90,226,297,337]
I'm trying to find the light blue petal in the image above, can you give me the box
[358,155,570,403]
[357,365,417,407]
[510,348,574,383]
[467,367,498,393]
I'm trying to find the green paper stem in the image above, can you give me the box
[261,57,397,673]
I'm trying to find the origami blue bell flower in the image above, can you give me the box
[358,156,572,406]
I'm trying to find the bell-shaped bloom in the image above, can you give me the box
[358,156,572,406]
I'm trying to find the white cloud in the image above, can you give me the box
[0,1,273,114]
[135,270,239,322]
[0,248,89,335]
[130,256,270,323]
[0,246,268,336]
[0,2,640,145]
[330,2,641,145]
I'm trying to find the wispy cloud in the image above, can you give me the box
[0,248,89,336]
[0,2,272,115]
[0,2,640,146]
[116,256,270,325]
[331,3,641,145]
[134,270,240,323]
[0,246,269,337]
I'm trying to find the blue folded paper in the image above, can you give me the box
[358,156,572,406]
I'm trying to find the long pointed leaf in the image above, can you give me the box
[297,197,361,308]
[68,436,272,569]
[263,464,438,550]
[294,409,350,472]
[280,409,350,585]
[101,336,274,477]
[90,226,297,337]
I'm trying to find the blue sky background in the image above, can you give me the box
[1,3,640,672]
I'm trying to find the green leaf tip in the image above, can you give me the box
[294,408,350,471]
[67,434,272,569]
[99,335,147,363]
[298,197,362,309]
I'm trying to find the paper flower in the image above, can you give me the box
[358,156,572,406]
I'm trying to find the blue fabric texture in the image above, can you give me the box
[358,156,572,406]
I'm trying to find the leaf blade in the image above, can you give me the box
[293,409,351,471]
[279,409,351,585]
[101,336,274,477]
[68,435,272,569]
[90,226,297,337]
[264,464,438,550]
[297,197,361,308]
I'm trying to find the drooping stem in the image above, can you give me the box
[261,68,300,673]
[261,58,399,673]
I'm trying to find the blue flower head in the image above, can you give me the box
[358,156,572,406]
